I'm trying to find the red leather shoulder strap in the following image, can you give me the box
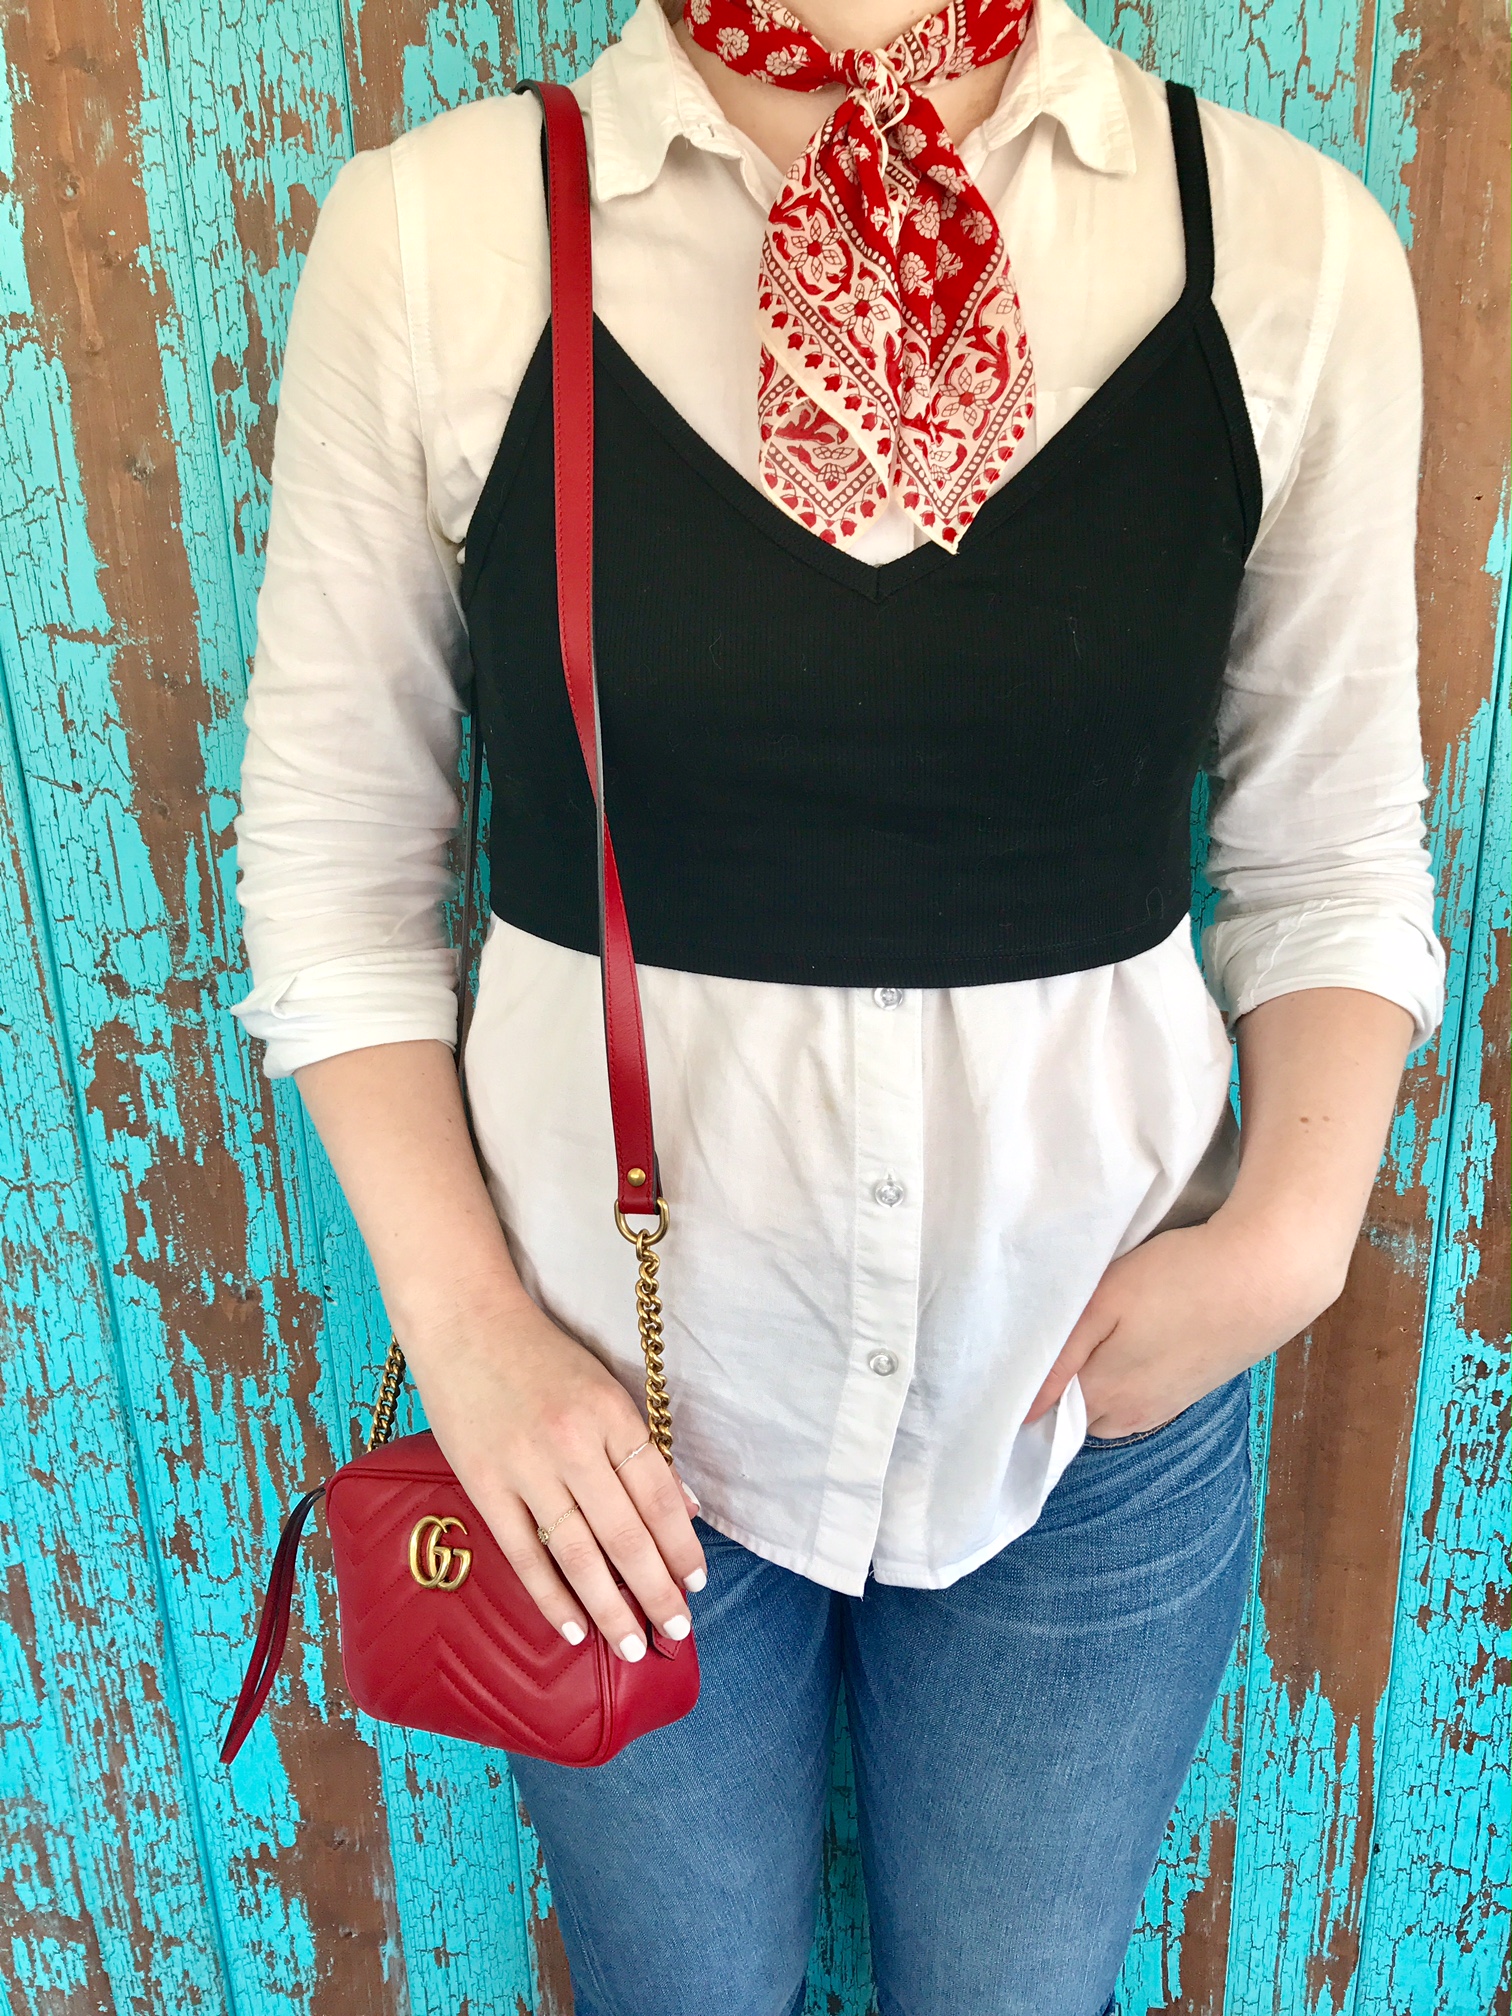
[514,81,660,1222]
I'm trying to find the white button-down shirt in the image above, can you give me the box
[234,0,1443,1593]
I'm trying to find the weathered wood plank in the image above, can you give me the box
[803,1697,876,2015]
[513,0,628,88]
[1213,404,1506,2016]
[1083,0,1378,172]
[1219,0,1509,2003]
[1351,7,1511,1974]
[0,665,227,2010]
[131,0,442,2004]
[346,0,518,147]
[1358,651,1508,2015]
[0,0,404,2006]
[0,9,243,2001]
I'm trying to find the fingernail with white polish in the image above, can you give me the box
[661,1613,691,1640]
[560,1620,586,1646]
[683,1568,707,1594]
[619,1632,647,1662]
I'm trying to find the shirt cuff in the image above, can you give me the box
[231,948,460,1079]
[1202,902,1446,1052]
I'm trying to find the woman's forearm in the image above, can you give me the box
[294,1040,532,1351]
[1220,986,1416,1293]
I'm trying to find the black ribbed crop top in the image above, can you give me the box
[460,83,1260,987]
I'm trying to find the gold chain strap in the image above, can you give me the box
[617,1198,673,1460]
[364,1198,673,1459]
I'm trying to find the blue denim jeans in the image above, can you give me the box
[510,1370,1253,2016]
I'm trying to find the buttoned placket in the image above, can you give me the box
[811,983,925,1586]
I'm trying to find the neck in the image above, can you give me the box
[670,0,1021,173]
[784,0,946,39]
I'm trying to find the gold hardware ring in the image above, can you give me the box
[614,1195,670,1245]
[536,1503,583,1547]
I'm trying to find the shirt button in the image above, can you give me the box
[867,1350,899,1377]
[872,986,905,1009]
[872,1176,905,1209]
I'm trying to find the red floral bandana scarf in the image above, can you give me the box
[685,0,1035,550]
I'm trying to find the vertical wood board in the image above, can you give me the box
[0,0,401,2006]
[1358,3,1512,1991]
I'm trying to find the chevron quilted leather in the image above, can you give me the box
[324,1432,699,1766]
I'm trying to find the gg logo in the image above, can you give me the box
[408,1514,472,1592]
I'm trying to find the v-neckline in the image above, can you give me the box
[593,272,1207,605]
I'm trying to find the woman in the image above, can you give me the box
[234,0,1442,2008]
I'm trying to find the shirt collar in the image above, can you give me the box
[588,0,749,202]
[587,0,1135,204]
[976,0,1136,174]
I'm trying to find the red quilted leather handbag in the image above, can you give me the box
[220,79,699,1770]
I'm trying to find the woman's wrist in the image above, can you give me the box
[1204,1189,1354,1317]
[1215,988,1414,1318]
[293,1040,545,1362]
[384,1256,539,1366]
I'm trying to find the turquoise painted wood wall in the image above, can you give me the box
[0,0,1505,2009]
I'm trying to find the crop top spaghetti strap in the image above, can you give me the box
[459,82,1262,989]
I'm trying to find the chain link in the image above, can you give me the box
[630,1229,673,1461]
[366,1338,408,1451]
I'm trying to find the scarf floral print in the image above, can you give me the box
[685,0,1036,549]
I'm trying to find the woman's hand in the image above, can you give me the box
[406,1285,706,1660]
[1024,1207,1343,1438]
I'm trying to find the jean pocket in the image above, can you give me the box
[1081,1370,1252,1452]
[1082,1399,1198,1450]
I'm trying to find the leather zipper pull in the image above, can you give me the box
[220,1484,326,1764]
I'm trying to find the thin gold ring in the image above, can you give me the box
[536,1503,582,1547]
[612,1439,651,1474]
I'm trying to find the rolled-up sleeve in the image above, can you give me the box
[232,147,468,1079]
[1201,161,1444,1049]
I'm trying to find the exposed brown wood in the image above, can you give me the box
[1162,1811,1238,2013]
[342,0,521,153]
[527,1893,577,2016]
[1260,1241,1425,2002]
[1399,0,1509,771]
[343,0,452,152]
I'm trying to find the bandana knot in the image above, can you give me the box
[687,0,1036,548]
